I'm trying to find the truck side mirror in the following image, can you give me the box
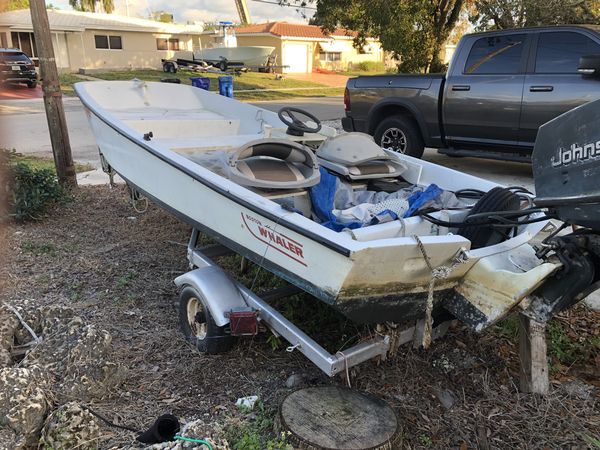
[578,54,600,77]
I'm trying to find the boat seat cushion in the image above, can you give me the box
[316,133,407,180]
[228,139,320,190]
[318,158,406,180]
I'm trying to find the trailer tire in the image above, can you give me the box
[218,61,227,72]
[178,285,234,354]
[163,63,176,73]
[458,187,521,249]
[374,115,424,158]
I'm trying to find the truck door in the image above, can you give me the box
[443,33,529,148]
[519,30,600,146]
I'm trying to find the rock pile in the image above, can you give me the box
[0,304,122,449]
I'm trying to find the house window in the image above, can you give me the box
[0,32,7,48]
[319,52,341,62]
[156,38,168,50]
[11,32,37,58]
[109,35,122,49]
[95,35,122,50]
[156,38,180,51]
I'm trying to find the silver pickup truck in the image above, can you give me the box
[342,25,600,161]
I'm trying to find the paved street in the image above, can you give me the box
[0,96,347,167]
[0,94,534,190]
[253,96,346,121]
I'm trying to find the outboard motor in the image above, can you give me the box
[526,99,600,321]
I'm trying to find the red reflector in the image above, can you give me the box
[229,310,258,336]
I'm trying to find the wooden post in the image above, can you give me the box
[518,313,549,395]
[29,0,77,187]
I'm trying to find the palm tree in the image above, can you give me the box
[69,0,114,13]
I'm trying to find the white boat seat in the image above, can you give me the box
[228,139,320,190]
[318,159,404,179]
[316,133,407,180]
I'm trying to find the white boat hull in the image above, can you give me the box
[76,81,559,328]
[193,46,274,66]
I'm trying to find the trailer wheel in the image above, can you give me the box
[178,286,234,354]
[163,63,177,73]
[218,60,227,72]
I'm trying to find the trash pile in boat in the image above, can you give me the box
[309,168,463,231]
[0,303,122,449]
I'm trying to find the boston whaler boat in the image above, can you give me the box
[75,80,600,376]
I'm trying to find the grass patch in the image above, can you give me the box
[494,313,599,374]
[116,271,137,289]
[4,150,94,173]
[226,401,291,450]
[21,240,57,256]
[59,73,86,96]
[61,69,343,101]
[547,320,599,368]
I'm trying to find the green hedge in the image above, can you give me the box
[1,150,66,221]
[354,61,386,72]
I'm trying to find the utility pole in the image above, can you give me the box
[29,0,77,187]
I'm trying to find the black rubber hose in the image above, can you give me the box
[458,187,522,249]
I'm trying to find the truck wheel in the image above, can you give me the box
[374,115,424,158]
[218,61,227,72]
[27,81,37,88]
[178,286,234,354]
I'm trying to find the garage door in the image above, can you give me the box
[283,43,308,73]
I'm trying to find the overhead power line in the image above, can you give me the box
[251,0,318,11]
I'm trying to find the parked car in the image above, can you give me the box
[0,48,38,89]
[343,25,600,161]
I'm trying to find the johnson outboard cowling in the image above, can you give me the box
[533,99,600,230]
[524,99,600,321]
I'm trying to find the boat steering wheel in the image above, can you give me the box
[278,107,322,136]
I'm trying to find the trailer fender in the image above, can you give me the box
[174,267,248,327]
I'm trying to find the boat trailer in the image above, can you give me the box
[175,229,452,377]
[171,98,600,384]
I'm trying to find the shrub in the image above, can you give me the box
[1,149,66,221]
[354,61,385,72]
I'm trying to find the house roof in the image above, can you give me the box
[236,22,358,40]
[0,9,203,34]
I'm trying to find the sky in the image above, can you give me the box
[49,0,316,24]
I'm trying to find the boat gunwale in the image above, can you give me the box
[74,82,353,257]
[74,81,549,264]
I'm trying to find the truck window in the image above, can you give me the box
[535,32,600,73]
[464,34,526,75]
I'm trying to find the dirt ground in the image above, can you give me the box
[0,186,598,449]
